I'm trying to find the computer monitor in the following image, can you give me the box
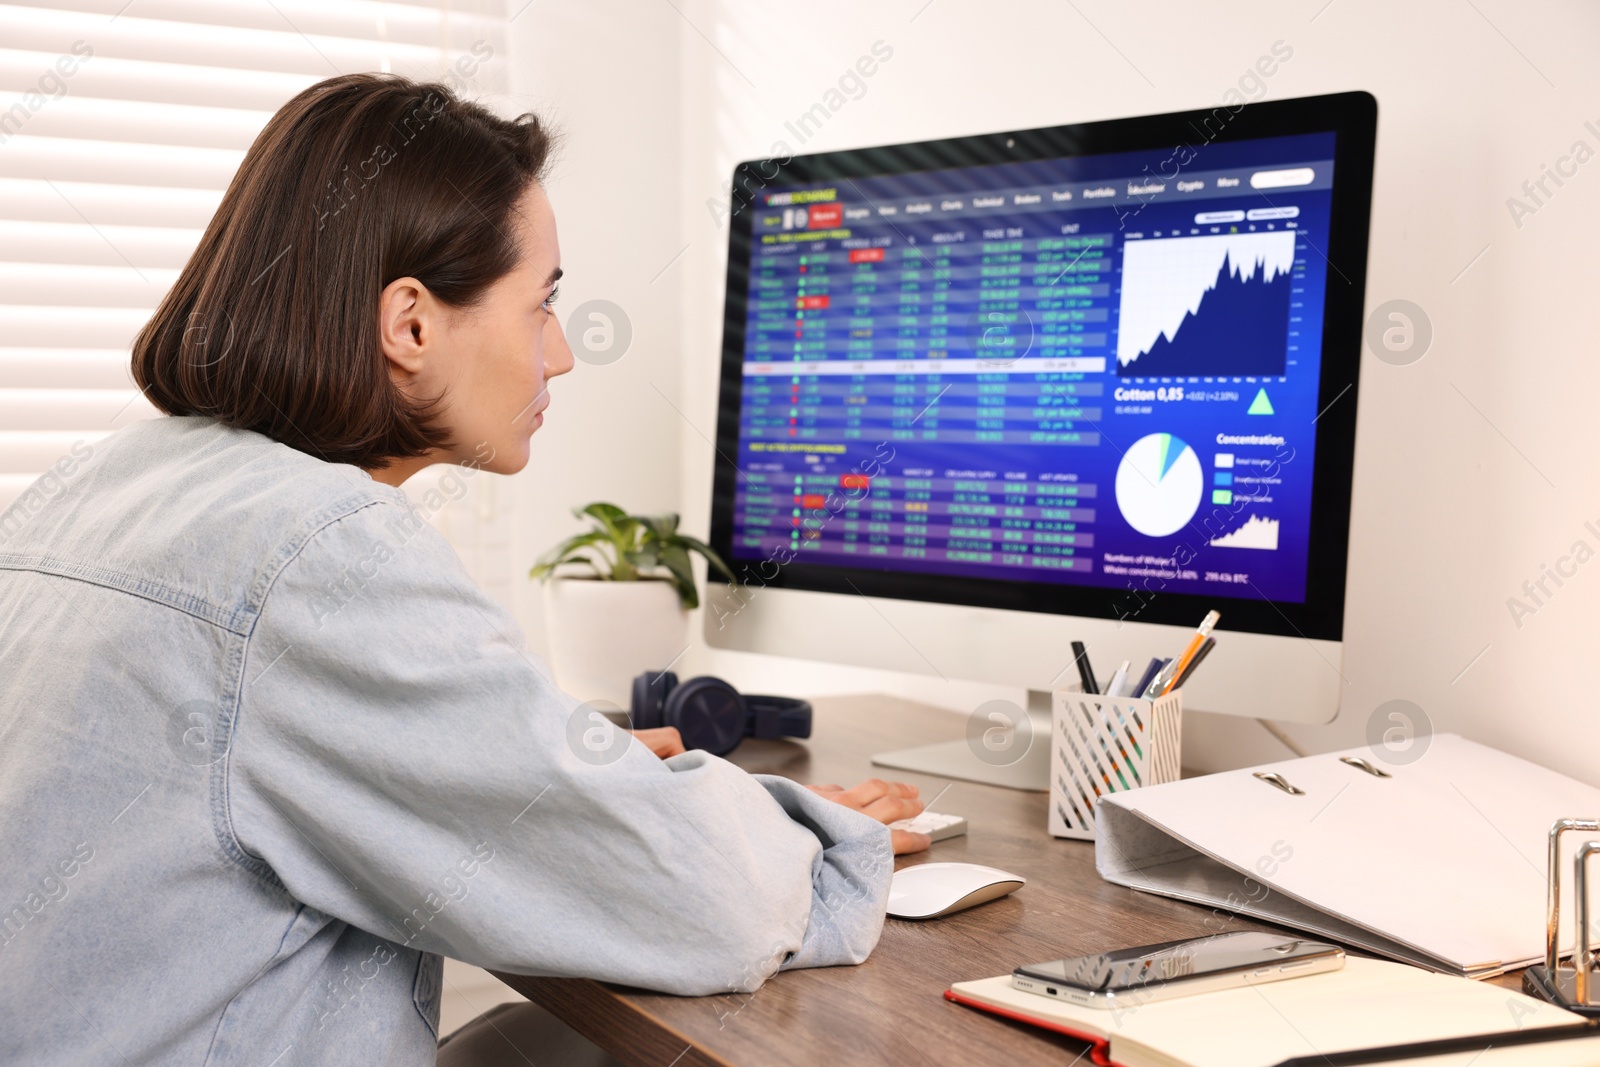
[705,92,1377,789]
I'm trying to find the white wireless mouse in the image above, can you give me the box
[885,861,1026,920]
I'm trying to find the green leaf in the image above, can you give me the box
[658,543,698,610]
[623,546,660,571]
[645,513,680,542]
[578,503,632,551]
[536,502,736,604]
[578,502,628,527]
[530,530,613,580]
[552,554,608,578]
[673,533,737,583]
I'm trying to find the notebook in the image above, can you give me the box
[1277,1035,1600,1067]
[944,956,1589,1067]
[1094,734,1600,977]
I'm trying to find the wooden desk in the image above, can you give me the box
[495,695,1522,1067]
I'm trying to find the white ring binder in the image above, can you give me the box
[1094,735,1600,978]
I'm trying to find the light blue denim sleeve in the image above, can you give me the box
[227,499,891,996]
[753,775,896,972]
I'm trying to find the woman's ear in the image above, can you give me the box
[378,276,432,381]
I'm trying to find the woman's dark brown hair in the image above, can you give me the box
[132,73,554,468]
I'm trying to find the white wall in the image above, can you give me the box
[493,2,690,654]
[435,2,697,1031]
[503,0,1600,783]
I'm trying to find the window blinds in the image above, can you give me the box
[0,0,507,509]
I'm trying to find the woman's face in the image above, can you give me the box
[375,181,573,481]
[437,182,573,474]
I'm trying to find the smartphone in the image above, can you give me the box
[1012,931,1344,1009]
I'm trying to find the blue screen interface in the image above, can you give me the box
[729,132,1336,604]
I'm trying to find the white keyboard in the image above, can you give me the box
[889,811,968,842]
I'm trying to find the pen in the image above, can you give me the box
[1071,640,1099,695]
[1172,637,1215,689]
[1140,658,1175,699]
[1131,657,1164,699]
[1104,660,1131,699]
[1161,610,1221,696]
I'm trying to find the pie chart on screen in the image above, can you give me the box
[1115,433,1203,537]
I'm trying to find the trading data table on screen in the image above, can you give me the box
[731,133,1335,605]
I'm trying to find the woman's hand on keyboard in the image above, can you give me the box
[806,779,931,854]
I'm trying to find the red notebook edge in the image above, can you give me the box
[942,989,1120,1067]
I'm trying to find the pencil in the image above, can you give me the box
[1162,610,1220,695]
[1173,637,1216,690]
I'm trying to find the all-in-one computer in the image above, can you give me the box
[705,92,1377,789]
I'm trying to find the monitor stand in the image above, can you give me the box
[871,689,1051,792]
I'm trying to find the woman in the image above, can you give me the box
[0,73,929,1066]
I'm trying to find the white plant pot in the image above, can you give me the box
[542,578,690,708]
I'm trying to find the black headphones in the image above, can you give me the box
[629,671,812,757]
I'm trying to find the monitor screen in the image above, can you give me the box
[709,94,1375,640]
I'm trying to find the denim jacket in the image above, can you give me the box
[0,416,892,1066]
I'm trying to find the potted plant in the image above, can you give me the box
[531,503,735,706]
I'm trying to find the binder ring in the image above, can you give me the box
[1253,771,1305,796]
[1523,817,1600,1015]
[1339,755,1392,778]
[1545,818,1600,983]
[1579,841,1600,1005]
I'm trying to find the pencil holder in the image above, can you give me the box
[1049,687,1183,840]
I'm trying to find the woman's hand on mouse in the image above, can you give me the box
[806,779,931,854]
[629,727,686,759]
